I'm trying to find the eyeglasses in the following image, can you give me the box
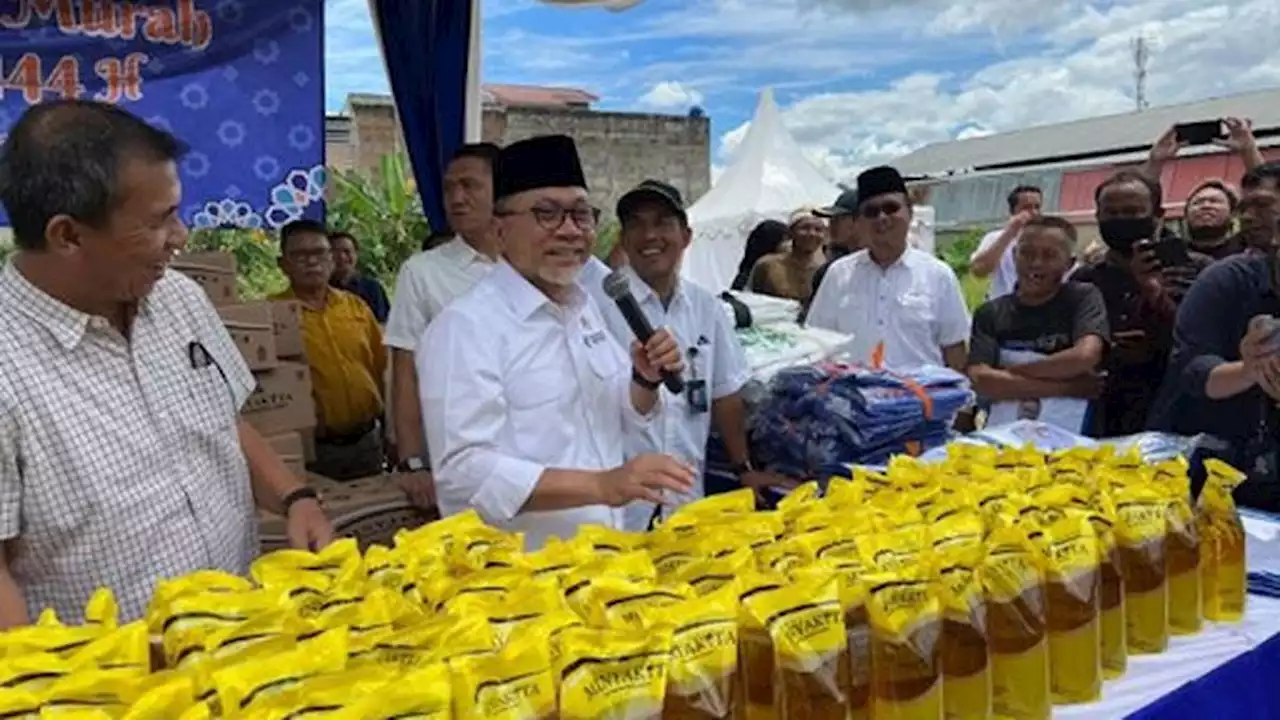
[501,204,598,231]
[284,248,331,264]
[860,201,903,219]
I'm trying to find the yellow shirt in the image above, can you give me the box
[272,287,386,436]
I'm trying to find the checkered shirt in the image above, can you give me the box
[0,262,259,623]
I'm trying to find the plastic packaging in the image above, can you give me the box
[1197,460,1247,622]
[982,526,1050,720]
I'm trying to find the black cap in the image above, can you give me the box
[814,188,859,218]
[854,166,908,206]
[616,179,686,222]
[494,134,588,201]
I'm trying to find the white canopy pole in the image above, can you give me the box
[464,0,483,141]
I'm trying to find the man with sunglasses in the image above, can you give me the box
[417,135,694,549]
[807,166,970,373]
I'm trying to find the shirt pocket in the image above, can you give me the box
[174,345,241,441]
[504,364,573,460]
[896,290,936,336]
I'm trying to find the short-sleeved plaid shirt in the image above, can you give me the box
[0,263,259,623]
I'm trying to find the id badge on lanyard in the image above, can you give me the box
[686,346,708,414]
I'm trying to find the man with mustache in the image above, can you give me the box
[967,216,1109,432]
[806,165,970,373]
[0,101,332,625]
[417,136,693,548]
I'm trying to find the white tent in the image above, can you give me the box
[681,88,842,292]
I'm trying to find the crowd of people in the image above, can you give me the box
[0,97,1278,627]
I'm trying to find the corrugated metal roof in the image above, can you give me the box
[924,169,1065,229]
[895,87,1280,176]
[482,84,597,108]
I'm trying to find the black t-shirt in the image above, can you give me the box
[969,282,1111,369]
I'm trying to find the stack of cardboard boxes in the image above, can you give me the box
[173,250,426,552]
[172,251,316,477]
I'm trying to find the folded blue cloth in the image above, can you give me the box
[749,363,974,480]
[1248,571,1280,598]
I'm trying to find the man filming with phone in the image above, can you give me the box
[1072,171,1211,436]
[1151,218,1280,510]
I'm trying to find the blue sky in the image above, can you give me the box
[323,0,1280,182]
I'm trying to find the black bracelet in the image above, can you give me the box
[632,369,661,392]
[281,486,320,514]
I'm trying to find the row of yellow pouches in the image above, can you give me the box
[0,445,1249,719]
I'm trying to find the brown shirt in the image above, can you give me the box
[748,251,826,302]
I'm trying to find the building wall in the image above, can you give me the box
[482,106,711,222]
[326,100,712,225]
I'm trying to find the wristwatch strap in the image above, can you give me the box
[395,455,429,473]
[281,486,320,514]
[632,369,661,392]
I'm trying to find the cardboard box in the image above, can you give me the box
[216,303,276,371]
[299,427,316,462]
[177,251,236,272]
[281,454,306,480]
[241,361,315,435]
[269,300,305,358]
[256,473,434,554]
[174,262,237,306]
[264,431,305,458]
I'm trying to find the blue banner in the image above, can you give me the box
[0,0,325,230]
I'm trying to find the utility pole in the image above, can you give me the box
[1132,36,1150,112]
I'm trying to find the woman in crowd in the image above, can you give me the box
[748,209,827,302]
[731,219,787,290]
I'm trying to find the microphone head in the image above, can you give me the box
[602,270,631,300]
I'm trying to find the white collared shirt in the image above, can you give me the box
[418,262,659,549]
[807,247,970,369]
[384,237,496,351]
[0,264,257,622]
[972,227,1019,300]
[587,266,751,530]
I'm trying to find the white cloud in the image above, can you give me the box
[322,0,1280,188]
[638,81,705,110]
[705,0,1280,181]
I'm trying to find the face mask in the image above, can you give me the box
[1098,216,1155,254]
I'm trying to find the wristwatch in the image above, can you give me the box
[281,486,320,514]
[729,460,755,476]
[395,455,429,473]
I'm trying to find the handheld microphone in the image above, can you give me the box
[602,271,685,394]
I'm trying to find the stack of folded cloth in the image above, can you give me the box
[750,362,974,479]
[719,290,801,326]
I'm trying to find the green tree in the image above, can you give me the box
[326,154,429,289]
[184,153,429,300]
[937,227,984,277]
[184,227,286,300]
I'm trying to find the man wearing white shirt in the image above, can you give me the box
[588,180,790,530]
[385,143,500,509]
[419,135,693,548]
[807,166,970,372]
[968,185,1042,300]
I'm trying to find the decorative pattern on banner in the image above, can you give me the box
[0,0,325,229]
